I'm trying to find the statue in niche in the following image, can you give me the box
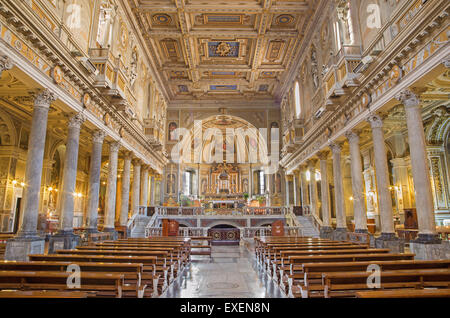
[336,1,352,45]
[201,179,207,194]
[168,122,178,141]
[311,48,319,90]
[243,178,249,193]
[275,173,282,193]
[129,49,138,88]
[166,173,176,194]
[96,1,114,48]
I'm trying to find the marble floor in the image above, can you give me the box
[160,242,285,298]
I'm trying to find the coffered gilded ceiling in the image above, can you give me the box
[128,0,318,102]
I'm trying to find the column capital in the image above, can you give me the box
[367,114,384,129]
[109,141,120,153]
[132,158,142,166]
[307,159,317,168]
[68,112,86,129]
[317,151,329,160]
[329,142,342,154]
[141,164,150,171]
[395,89,420,108]
[33,89,57,109]
[121,150,133,160]
[92,130,106,144]
[0,55,13,76]
[345,129,360,144]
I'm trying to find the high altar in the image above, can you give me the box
[207,163,242,196]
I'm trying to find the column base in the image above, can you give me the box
[354,228,369,234]
[411,233,442,245]
[319,226,334,239]
[332,227,348,241]
[375,232,404,253]
[5,234,45,261]
[48,231,81,254]
[102,227,118,241]
[409,240,449,260]
[83,227,99,234]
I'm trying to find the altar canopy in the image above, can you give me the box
[210,163,241,195]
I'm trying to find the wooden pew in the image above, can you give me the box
[271,247,386,282]
[0,261,146,298]
[29,254,160,297]
[0,290,91,298]
[68,247,177,288]
[300,259,450,298]
[190,236,212,258]
[355,288,450,298]
[0,271,124,297]
[322,268,450,298]
[258,242,362,269]
[96,241,190,267]
[61,247,179,286]
[284,253,415,297]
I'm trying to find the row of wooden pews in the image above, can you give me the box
[0,236,192,298]
[255,236,450,298]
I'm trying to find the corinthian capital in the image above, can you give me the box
[92,130,106,144]
[0,55,13,76]
[68,113,86,129]
[367,114,384,129]
[317,151,329,160]
[132,158,142,166]
[34,89,57,108]
[395,89,420,108]
[109,141,120,153]
[345,130,360,144]
[329,142,342,154]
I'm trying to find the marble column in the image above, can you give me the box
[58,113,85,232]
[5,89,56,261]
[368,114,404,252]
[103,141,120,235]
[119,152,132,226]
[285,178,290,206]
[308,160,319,218]
[85,130,105,232]
[131,159,141,216]
[292,170,298,206]
[396,89,440,244]
[141,165,149,210]
[368,115,395,236]
[330,143,347,240]
[48,113,85,252]
[0,55,13,77]
[150,176,155,206]
[299,165,309,211]
[318,151,333,238]
[346,130,368,233]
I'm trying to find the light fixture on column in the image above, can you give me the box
[315,170,321,181]
[20,182,25,187]
[12,180,17,185]
[349,196,354,201]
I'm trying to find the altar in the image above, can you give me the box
[203,199,243,215]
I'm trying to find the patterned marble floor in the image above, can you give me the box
[160,243,285,298]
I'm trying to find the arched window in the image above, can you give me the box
[294,81,301,118]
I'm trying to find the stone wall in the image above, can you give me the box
[410,241,450,260]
